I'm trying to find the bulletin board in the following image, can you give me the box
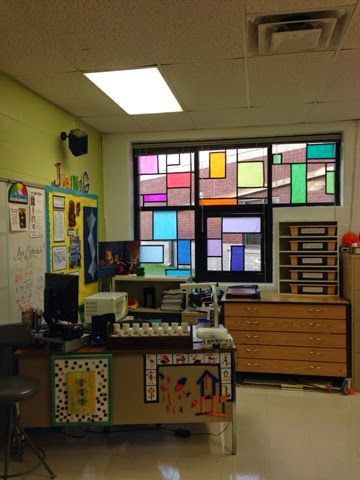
[46,186,98,305]
[0,179,47,325]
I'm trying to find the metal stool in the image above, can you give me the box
[0,376,56,479]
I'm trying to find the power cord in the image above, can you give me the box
[57,423,230,439]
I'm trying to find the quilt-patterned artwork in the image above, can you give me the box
[51,354,112,426]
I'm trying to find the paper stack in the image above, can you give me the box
[160,289,185,311]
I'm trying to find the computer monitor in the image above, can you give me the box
[43,273,79,325]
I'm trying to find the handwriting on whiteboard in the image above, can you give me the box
[13,244,45,262]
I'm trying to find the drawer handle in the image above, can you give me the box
[309,351,323,356]
[246,362,260,366]
[308,337,323,342]
[309,365,322,370]
[245,335,259,339]
[245,307,258,312]
[245,348,259,352]
[245,321,260,325]
[308,308,323,313]
[307,322,320,327]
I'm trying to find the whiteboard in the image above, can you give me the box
[0,180,46,325]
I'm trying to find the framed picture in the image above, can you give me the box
[52,245,67,271]
[51,354,112,426]
[52,195,65,209]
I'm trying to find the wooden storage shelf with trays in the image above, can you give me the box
[279,221,339,295]
[112,275,190,319]
[222,292,349,378]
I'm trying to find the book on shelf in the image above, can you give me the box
[160,304,183,311]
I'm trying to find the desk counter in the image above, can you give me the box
[15,343,237,453]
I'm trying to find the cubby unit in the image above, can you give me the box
[112,275,190,319]
[279,221,338,295]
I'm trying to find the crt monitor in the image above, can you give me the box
[43,273,79,325]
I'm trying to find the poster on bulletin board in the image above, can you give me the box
[46,186,98,305]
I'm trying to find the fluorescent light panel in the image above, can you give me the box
[84,67,182,114]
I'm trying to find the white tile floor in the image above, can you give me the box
[2,385,360,479]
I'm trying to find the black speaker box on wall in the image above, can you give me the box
[68,129,88,156]
[61,129,88,157]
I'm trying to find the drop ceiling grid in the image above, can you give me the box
[306,100,360,121]
[247,51,335,106]
[80,115,145,134]
[244,0,358,14]
[189,103,313,129]
[131,112,197,132]
[13,72,123,118]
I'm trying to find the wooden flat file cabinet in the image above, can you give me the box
[223,294,349,377]
[341,253,360,390]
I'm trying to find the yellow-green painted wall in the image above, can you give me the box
[0,72,104,235]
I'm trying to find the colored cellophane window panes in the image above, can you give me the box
[167,152,194,206]
[140,211,153,240]
[199,149,237,204]
[207,217,222,271]
[222,219,261,272]
[138,152,194,207]
[307,143,336,160]
[237,148,268,204]
[272,144,305,204]
[140,211,195,276]
[291,164,307,203]
[178,210,195,240]
[307,143,336,203]
[140,241,172,275]
[206,216,261,272]
[154,211,177,240]
[326,165,335,195]
[272,142,337,204]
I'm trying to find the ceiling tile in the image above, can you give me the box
[129,0,245,62]
[0,2,74,75]
[1,0,156,72]
[135,113,197,132]
[247,51,334,106]
[342,3,360,49]
[80,115,142,134]
[307,100,360,121]
[190,103,312,129]
[163,60,247,111]
[14,72,123,117]
[317,50,360,102]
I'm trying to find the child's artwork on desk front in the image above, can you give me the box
[51,354,112,426]
[143,352,233,411]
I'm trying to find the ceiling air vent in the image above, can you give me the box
[247,8,353,56]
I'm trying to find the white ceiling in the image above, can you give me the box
[0,0,359,134]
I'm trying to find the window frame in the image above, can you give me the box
[133,134,341,282]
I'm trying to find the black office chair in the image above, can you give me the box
[0,324,56,479]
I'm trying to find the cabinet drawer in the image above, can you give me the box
[226,316,346,334]
[237,358,347,377]
[237,345,346,363]
[232,331,346,348]
[224,303,346,319]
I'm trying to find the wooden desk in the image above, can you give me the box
[15,344,237,454]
